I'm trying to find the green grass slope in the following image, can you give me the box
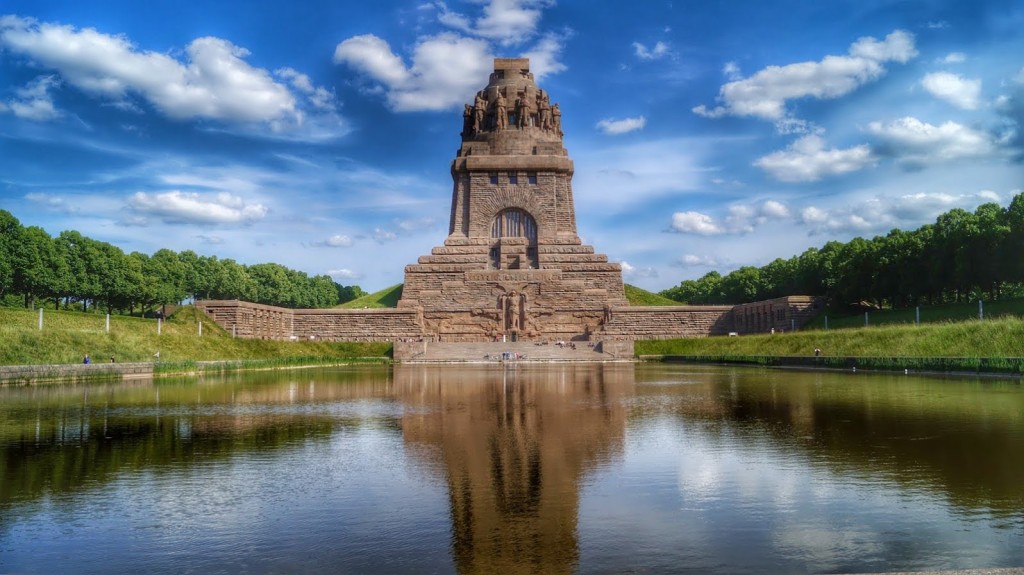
[806,297,1024,330]
[338,284,403,309]
[636,316,1024,358]
[0,306,390,366]
[624,284,681,306]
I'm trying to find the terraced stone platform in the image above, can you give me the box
[398,340,630,363]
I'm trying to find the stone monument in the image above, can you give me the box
[398,58,629,342]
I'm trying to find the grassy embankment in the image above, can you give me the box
[636,297,1024,373]
[0,305,390,370]
[338,284,403,308]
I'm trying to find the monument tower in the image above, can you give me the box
[399,58,628,342]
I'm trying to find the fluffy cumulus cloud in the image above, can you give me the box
[436,0,552,47]
[799,190,1001,235]
[754,135,875,182]
[868,116,996,165]
[670,200,791,235]
[126,191,268,225]
[0,15,339,132]
[596,115,646,135]
[335,0,565,111]
[921,71,981,110]
[693,30,917,130]
[335,33,492,111]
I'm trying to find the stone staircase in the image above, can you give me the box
[400,340,629,363]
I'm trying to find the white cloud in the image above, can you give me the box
[799,190,1002,235]
[938,52,966,64]
[196,234,224,245]
[596,115,647,135]
[519,33,568,79]
[670,211,723,235]
[0,16,337,132]
[396,217,437,232]
[633,41,670,61]
[619,260,659,278]
[760,199,790,219]
[372,228,398,243]
[754,135,875,182]
[335,33,493,112]
[670,200,791,236]
[921,71,981,110]
[678,254,719,267]
[693,30,917,128]
[868,116,995,164]
[335,1,566,112]
[322,234,354,247]
[25,192,78,213]
[126,191,268,225]
[722,61,742,81]
[435,0,552,47]
[5,75,61,121]
[328,268,364,280]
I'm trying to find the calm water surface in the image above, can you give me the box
[1,364,1022,574]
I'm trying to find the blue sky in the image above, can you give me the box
[1,1,1022,293]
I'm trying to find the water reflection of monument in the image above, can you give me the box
[395,365,634,574]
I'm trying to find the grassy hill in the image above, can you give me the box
[636,316,1024,359]
[338,284,403,309]
[806,298,1024,329]
[624,284,681,306]
[0,306,389,366]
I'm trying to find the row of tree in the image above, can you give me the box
[661,194,1024,308]
[0,210,365,314]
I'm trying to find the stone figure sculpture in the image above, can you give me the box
[494,89,508,130]
[473,91,486,134]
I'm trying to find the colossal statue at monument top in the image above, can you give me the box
[399,58,629,342]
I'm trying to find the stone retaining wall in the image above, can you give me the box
[194,295,822,346]
[195,300,422,341]
[600,306,736,339]
[0,362,154,385]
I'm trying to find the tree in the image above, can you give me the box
[337,284,366,304]
[0,210,21,298]
[12,226,67,308]
[145,249,188,310]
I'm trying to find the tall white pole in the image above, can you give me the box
[979,299,983,320]
[106,313,110,333]
[38,308,43,330]
[199,321,203,337]
[157,318,162,335]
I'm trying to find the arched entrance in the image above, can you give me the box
[489,208,538,269]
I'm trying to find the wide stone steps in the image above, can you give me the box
[401,341,627,363]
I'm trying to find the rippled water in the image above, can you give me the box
[1,364,1022,574]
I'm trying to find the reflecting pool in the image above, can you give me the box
[1,364,1022,574]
